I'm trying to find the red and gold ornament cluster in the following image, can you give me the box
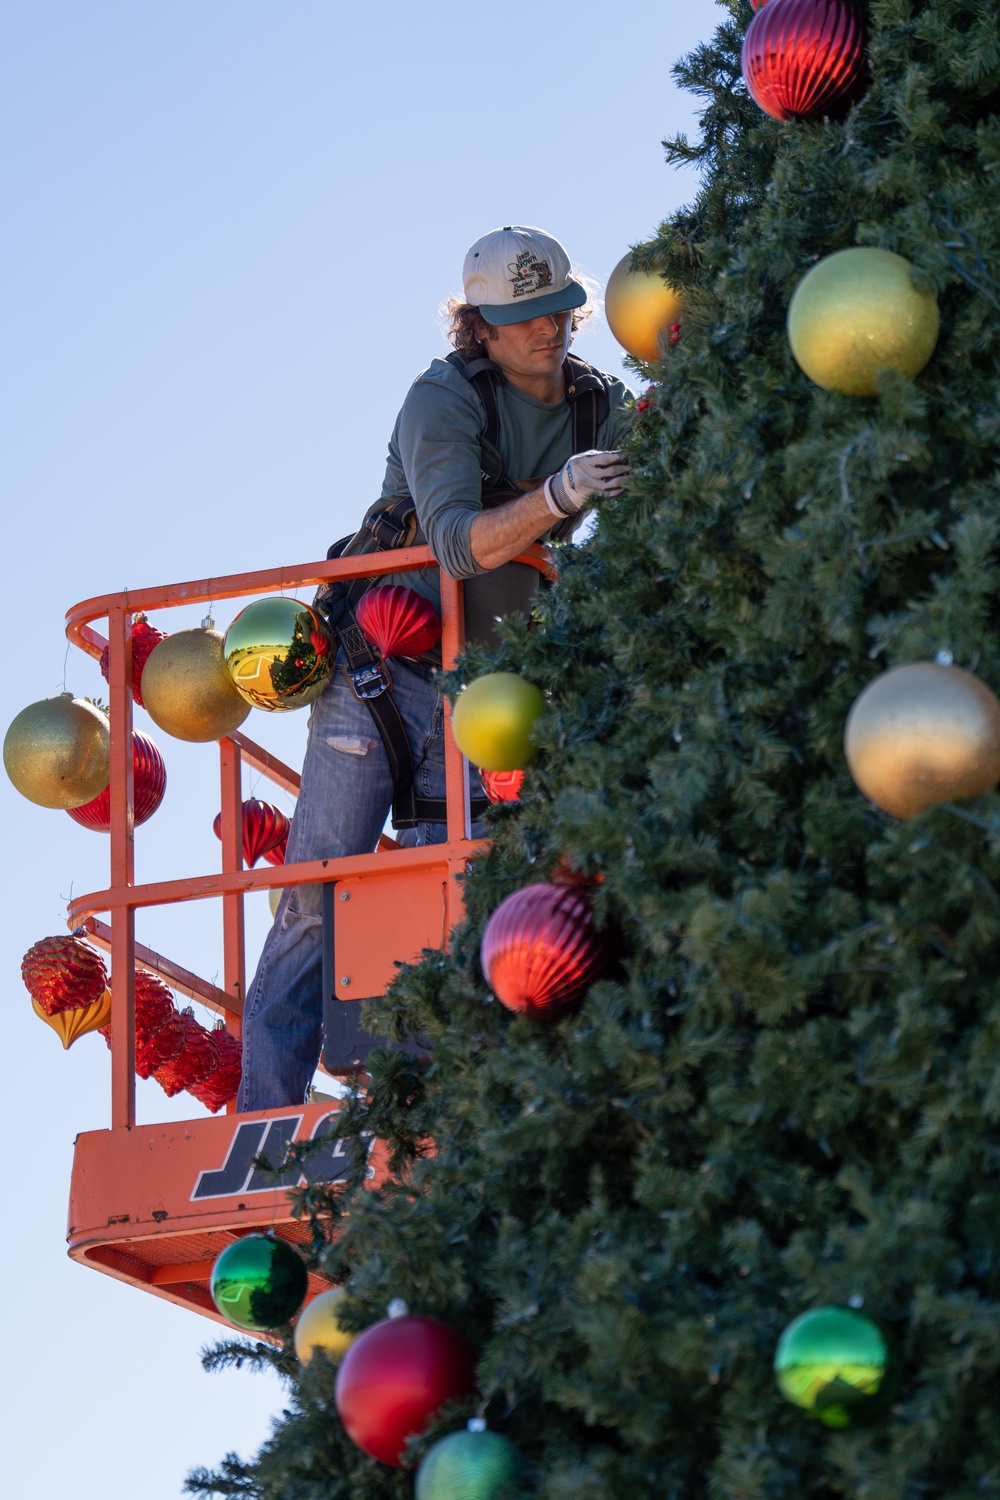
[98,968,240,1110]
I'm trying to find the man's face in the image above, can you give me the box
[485,310,573,386]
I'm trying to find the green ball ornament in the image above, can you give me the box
[451,672,545,772]
[210,1234,308,1331]
[416,1423,527,1500]
[774,1306,898,1428]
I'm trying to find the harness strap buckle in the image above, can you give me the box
[345,661,391,700]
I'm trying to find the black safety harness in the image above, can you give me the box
[318,350,610,829]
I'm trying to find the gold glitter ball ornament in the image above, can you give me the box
[294,1286,356,1365]
[604,253,684,364]
[844,661,1000,818]
[4,694,110,808]
[141,623,250,743]
[224,597,334,712]
[787,247,940,397]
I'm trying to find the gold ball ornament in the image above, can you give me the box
[4,694,110,809]
[141,623,250,743]
[844,661,1000,818]
[32,987,112,1049]
[788,247,940,397]
[605,252,684,364]
[451,672,545,772]
[293,1286,355,1365]
[224,597,334,712]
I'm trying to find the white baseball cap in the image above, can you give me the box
[463,225,587,326]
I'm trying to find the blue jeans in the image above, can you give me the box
[238,653,476,1110]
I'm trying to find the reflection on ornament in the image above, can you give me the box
[67,730,166,831]
[774,1306,898,1426]
[481,768,524,804]
[22,934,108,1016]
[356,584,442,660]
[416,1423,527,1500]
[742,0,866,123]
[32,987,112,1049]
[210,1234,308,1331]
[294,1285,355,1365]
[224,597,335,711]
[212,797,290,867]
[99,613,167,707]
[4,695,110,809]
[480,882,611,1019]
[335,1312,477,1467]
[451,673,545,772]
[142,625,250,742]
[844,661,1000,818]
[788,247,939,396]
[605,253,684,364]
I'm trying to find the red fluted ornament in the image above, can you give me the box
[335,1312,477,1467]
[481,768,524,804]
[742,0,866,122]
[262,829,288,866]
[153,1009,220,1096]
[356,585,442,660]
[213,798,290,867]
[21,934,108,1016]
[99,613,168,708]
[480,883,610,1019]
[189,1025,242,1112]
[67,730,167,831]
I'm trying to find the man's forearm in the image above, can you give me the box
[468,487,554,572]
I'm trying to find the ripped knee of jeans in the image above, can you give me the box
[327,735,379,756]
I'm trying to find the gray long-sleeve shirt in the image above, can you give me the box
[376,355,633,652]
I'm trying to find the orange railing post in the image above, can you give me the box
[107,606,136,1129]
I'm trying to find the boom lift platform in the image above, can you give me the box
[62,545,551,1325]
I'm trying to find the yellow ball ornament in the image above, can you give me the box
[605,253,684,364]
[788,247,940,396]
[142,623,251,743]
[293,1286,355,1365]
[4,694,110,809]
[844,661,1000,818]
[224,598,335,712]
[451,672,545,772]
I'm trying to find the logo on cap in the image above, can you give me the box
[509,249,554,299]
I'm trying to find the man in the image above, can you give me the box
[238,225,633,1111]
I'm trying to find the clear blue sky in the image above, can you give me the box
[2,2,724,1494]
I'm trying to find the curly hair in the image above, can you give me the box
[443,298,591,359]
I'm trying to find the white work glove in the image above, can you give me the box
[543,449,630,518]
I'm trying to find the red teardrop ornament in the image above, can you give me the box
[21,934,108,1016]
[480,882,610,1019]
[356,584,442,660]
[334,1314,477,1467]
[741,0,866,123]
[66,730,167,831]
[189,1026,242,1112]
[99,614,168,707]
[481,768,524,804]
[213,798,291,867]
[262,829,288,866]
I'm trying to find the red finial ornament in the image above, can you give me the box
[99,613,168,707]
[189,1026,242,1112]
[742,0,866,123]
[153,1009,220,1096]
[21,934,107,1016]
[356,584,442,660]
[480,882,611,1019]
[67,729,167,832]
[213,797,290,868]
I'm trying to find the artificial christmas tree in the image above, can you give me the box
[188,1,1000,1495]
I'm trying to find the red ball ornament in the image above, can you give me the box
[741,0,866,123]
[480,767,524,804]
[99,613,168,708]
[153,1009,220,1096]
[66,730,166,832]
[213,797,290,868]
[480,882,611,1020]
[21,934,108,1016]
[189,1025,242,1112]
[335,1313,477,1467]
[356,584,442,660]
